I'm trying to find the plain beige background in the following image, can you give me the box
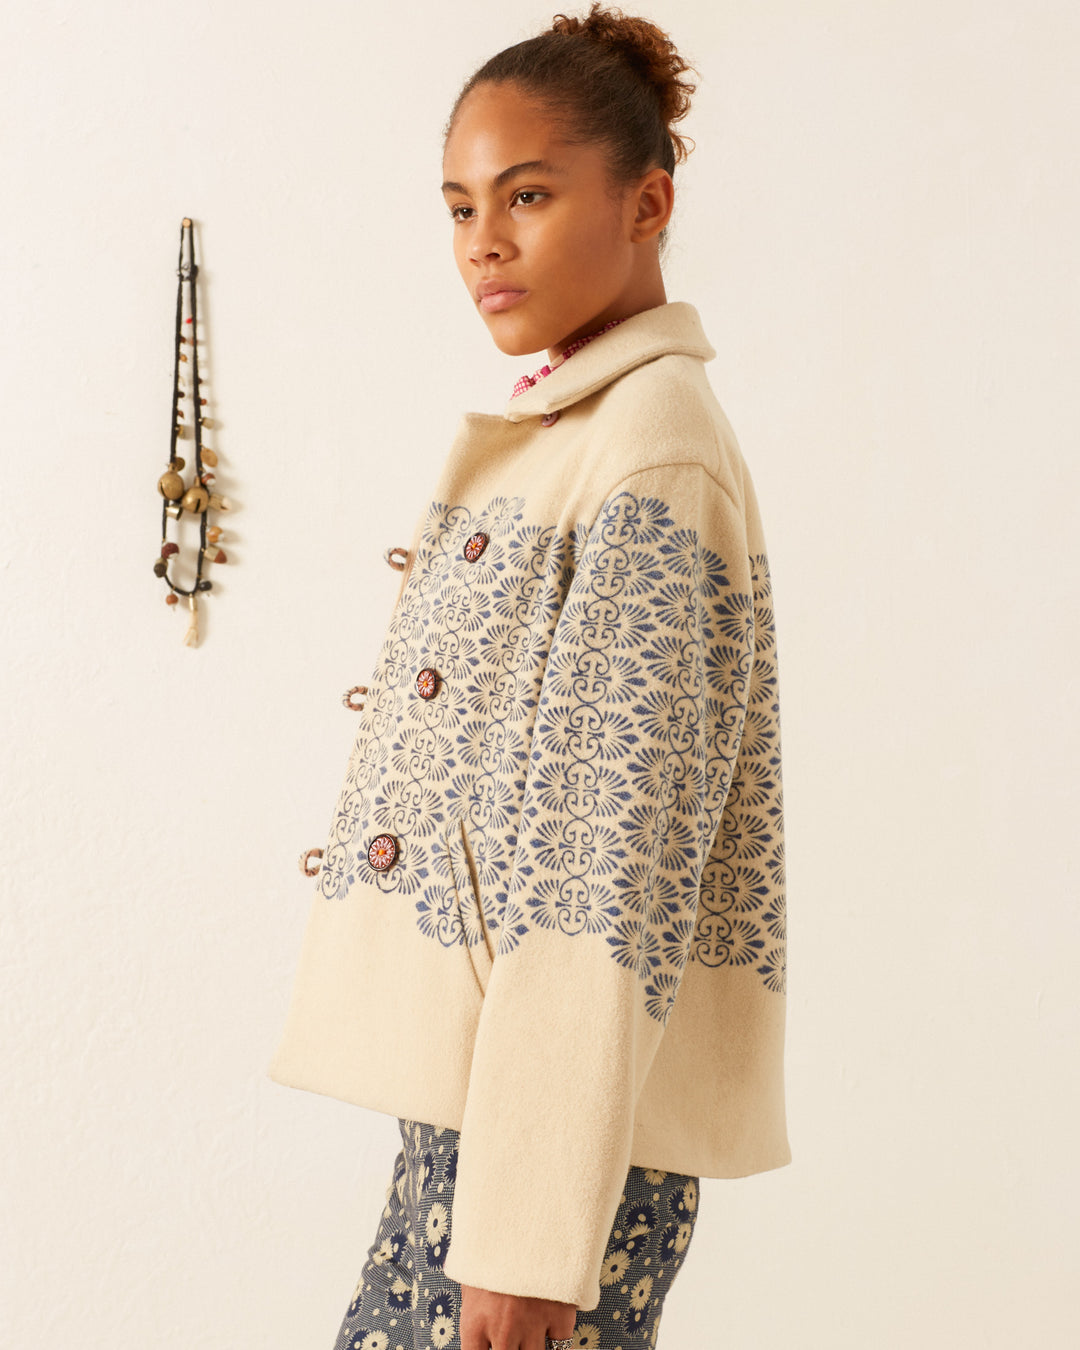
[2,0,1077,1345]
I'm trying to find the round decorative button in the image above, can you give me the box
[416,667,439,700]
[540,410,561,427]
[463,531,489,562]
[367,833,398,872]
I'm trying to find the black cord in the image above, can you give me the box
[161,219,210,599]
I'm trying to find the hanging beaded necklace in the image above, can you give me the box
[154,217,231,646]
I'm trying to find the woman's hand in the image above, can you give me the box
[459,1281,577,1350]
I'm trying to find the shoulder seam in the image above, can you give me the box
[599,458,742,520]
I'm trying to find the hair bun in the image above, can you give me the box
[550,2,697,161]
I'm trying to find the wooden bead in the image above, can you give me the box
[207,526,222,542]
[208,493,231,511]
[204,546,227,564]
[165,592,179,605]
[201,448,218,467]
[181,483,210,513]
[161,541,179,558]
[158,469,184,500]
[172,456,186,470]
[153,559,168,577]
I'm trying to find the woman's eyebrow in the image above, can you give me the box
[440,159,567,195]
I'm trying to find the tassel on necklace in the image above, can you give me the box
[183,593,200,647]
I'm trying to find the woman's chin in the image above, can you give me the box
[481,316,548,359]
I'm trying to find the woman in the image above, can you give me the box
[269,6,790,1348]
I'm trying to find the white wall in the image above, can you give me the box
[3,0,1078,1346]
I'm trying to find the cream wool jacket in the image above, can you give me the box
[268,300,790,1311]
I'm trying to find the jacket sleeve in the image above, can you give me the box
[440,462,756,1310]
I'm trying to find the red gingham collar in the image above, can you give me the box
[510,317,628,400]
[502,301,717,424]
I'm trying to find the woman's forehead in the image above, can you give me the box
[442,104,602,188]
[445,85,563,161]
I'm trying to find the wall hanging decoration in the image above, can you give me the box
[155,217,231,646]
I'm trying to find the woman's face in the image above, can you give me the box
[441,80,669,361]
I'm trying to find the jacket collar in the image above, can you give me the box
[502,300,716,422]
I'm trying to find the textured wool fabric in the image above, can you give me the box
[332,1117,699,1350]
[268,300,790,1311]
[509,316,627,400]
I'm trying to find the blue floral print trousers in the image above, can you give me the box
[331,1117,700,1350]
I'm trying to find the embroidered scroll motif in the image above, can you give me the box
[318,490,786,1015]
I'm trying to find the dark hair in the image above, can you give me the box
[442,3,699,258]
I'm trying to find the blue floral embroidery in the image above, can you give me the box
[332,1118,699,1350]
[318,490,786,1011]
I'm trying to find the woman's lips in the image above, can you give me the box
[479,289,527,313]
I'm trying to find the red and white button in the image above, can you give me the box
[463,532,489,562]
[367,833,398,872]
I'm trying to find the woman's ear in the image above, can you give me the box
[629,167,675,243]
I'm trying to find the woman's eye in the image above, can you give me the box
[448,190,547,223]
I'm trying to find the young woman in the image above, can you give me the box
[269,6,790,1349]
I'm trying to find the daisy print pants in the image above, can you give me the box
[331,1116,700,1350]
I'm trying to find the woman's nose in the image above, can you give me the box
[467,212,509,264]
